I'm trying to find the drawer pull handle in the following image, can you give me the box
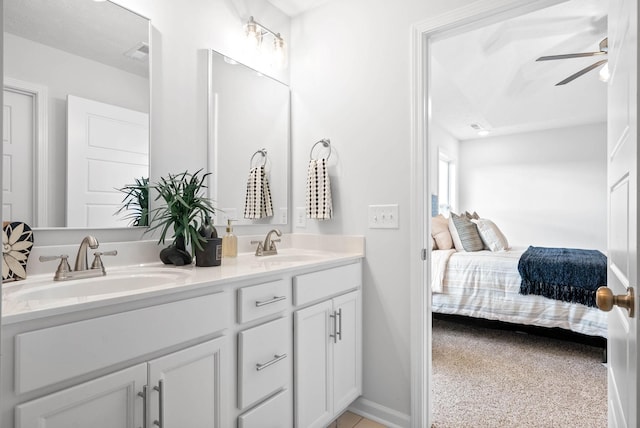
[256,353,288,371]
[255,295,286,307]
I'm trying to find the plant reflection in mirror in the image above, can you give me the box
[115,177,150,227]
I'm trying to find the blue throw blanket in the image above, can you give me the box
[518,246,607,308]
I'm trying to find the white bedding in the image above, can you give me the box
[431,248,608,338]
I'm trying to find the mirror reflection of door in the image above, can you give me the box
[3,88,34,224]
[66,95,149,228]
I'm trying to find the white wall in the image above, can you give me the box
[289,0,473,422]
[458,123,607,251]
[4,33,149,227]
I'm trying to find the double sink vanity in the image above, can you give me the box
[1,234,364,428]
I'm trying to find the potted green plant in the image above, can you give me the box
[115,177,149,227]
[147,169,216,265]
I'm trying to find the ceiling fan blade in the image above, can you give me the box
[537,51,606,61]
[555,59,608,86]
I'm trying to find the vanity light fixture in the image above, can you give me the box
[244,16,287,68]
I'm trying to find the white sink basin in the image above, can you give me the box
[11,268,191,301]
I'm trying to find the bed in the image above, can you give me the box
[431,247,608,338]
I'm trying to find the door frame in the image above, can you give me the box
[408,1,568,426]
[3,77,49,226]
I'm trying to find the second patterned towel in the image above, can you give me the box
[306,158,333,220]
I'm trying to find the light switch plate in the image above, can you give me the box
[368,204,399,229]
[216,208,237,226]
[295,207,306,228]
[278,208,288,224]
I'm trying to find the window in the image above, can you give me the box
[438,152,456,216]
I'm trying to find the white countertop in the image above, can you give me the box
[3,247,364,325]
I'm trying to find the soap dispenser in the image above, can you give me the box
[222,219,237,258]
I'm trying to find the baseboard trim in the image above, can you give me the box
[348,397,411,428]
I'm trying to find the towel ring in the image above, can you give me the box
[310,139,331,161]
[250,148,268,168]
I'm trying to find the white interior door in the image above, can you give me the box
[3,89,34,224]
[605,0,638,426]
[66,95,148,227]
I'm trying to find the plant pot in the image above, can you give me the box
[195,237,223,267]
[159,235,192,266]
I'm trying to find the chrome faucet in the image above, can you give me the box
[39,236,118,281]
[75,235,100,271]
[251,229,282,256]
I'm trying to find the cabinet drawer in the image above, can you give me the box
[15,291,230,395]
[238,317,290,409]
[237,279,289,324]
[238,389,291,428]
[293,263,361,306]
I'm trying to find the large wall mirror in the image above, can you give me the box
[208,50,290,226]
[3,0,150,229]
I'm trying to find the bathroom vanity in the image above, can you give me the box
[1,237,364,428]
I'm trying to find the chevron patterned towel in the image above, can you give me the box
[244,166,273,219]
[306,158,333,220]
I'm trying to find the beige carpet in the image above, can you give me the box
[432,317,607,428]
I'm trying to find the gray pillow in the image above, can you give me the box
[450,213,484,252]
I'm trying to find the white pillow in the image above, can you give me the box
[471,218,509,252]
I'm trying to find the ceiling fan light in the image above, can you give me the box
[599,63,610,82]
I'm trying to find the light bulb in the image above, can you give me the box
[599,63,610,82]
[273,36,287,69]
[245,18,262,50]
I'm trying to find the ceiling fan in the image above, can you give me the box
[536,38,608,86]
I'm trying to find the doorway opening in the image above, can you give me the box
[409,0,611,426]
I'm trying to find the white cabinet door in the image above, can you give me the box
[148,337,227,428]
[332,291,362,413]
[294,300,333,428]
[15,363,147,428]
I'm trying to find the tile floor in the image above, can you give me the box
[326,411,388,428]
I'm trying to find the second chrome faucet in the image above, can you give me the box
[252,229,282,256]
